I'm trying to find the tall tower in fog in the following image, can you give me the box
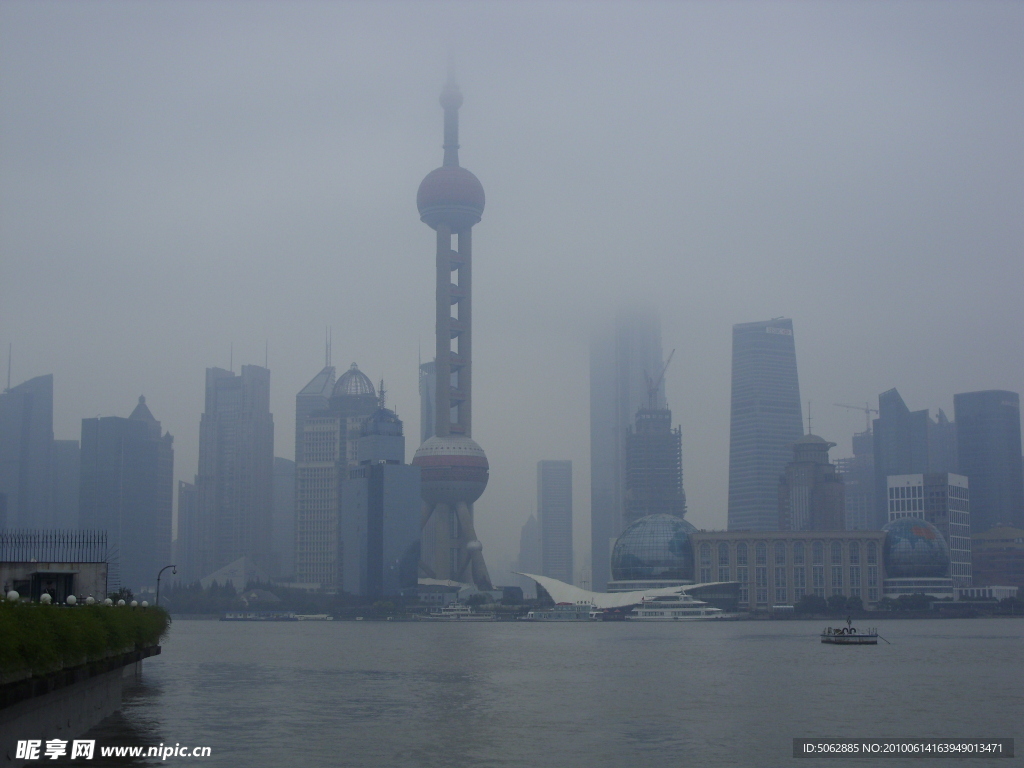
[590,306,665,591]
[411,73,492,589]
[727,318,803,531]
[195,365,274,578]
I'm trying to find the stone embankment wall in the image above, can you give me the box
[0,647,160,768]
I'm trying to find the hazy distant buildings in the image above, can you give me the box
[51,439,80,529]
[340,408,420,597]
[175,480,199,583]
[971,525,1024,589]
[271,457,295,580]
[954,390,1023,532]
[0,374,54,528]
[294,363,378,589]
[727,318,803,531]
[778,435,845,531]
[79,396,173,591]
[195,366,274,580]
[872,389,930,530]
[590,306,666,591]
[418,361,436,444]
[537,460,573,585]
[836,430,874,531]
[887,473,971,587]
[514,514,542,597]
[928,410,959,475]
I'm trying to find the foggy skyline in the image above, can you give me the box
[2,1,1021,583]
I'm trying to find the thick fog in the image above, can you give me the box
[2,1,1021,585]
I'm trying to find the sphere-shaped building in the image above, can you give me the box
[882,518,950,578]
[611,514,697,582]
[412,435,489,506]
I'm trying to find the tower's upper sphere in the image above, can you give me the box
[439,83,463,110]
[417,166,485,231]
[412,435,489,505]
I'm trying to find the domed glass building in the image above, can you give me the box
[882,518,950,578]
[610,514,697,586]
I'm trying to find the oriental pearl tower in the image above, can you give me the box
[412,73,492,590]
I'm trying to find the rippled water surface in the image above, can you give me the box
[81,618,1021,767]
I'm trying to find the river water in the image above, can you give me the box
[77,618,1020,767]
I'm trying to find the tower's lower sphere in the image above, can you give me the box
[412,435,489,506]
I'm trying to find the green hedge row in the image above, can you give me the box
[0,602,170,678]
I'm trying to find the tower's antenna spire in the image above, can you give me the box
[440,61,462,167]
[5,343,10,392]
[807,401,812,435]
[265,339,268,369]
[230,342,233,373]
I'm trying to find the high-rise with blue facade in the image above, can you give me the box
[727,318,803,531]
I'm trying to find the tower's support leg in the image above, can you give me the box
[455,501,492,590]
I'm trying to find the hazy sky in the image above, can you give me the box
[2,1,1021,585]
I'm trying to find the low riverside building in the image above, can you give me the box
[0,531,109,602]
[689,530,888,609]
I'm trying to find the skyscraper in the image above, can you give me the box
[954,390,1023,532]
[295,364,335,465]
[411,73,492,589]
[870,389,965,531]
[0,374,54,528]
[727,318,803,531]
[590,305,665,591]
[340,407,421,597]
[79,396,173,591]
[195,365,274,579]
[624,406,686,526]
[294,363,378,589]
[537,460,573,585]
[778,435,845,531]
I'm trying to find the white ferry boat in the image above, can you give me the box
[626,594,726,621]
[521,603,595,621]
[416,604,495,621]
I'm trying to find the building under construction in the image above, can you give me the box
[624,353,686,525]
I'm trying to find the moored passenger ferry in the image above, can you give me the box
[626,594,726,621]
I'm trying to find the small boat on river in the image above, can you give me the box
[821,617,878,645]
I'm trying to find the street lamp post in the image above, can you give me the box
[155,564,177,608]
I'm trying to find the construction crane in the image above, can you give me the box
[645,349,675,410]
[834,402,878,433]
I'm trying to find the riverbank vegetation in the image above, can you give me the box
[0,602,169,678]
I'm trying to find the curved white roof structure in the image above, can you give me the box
[516,573,730,609]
